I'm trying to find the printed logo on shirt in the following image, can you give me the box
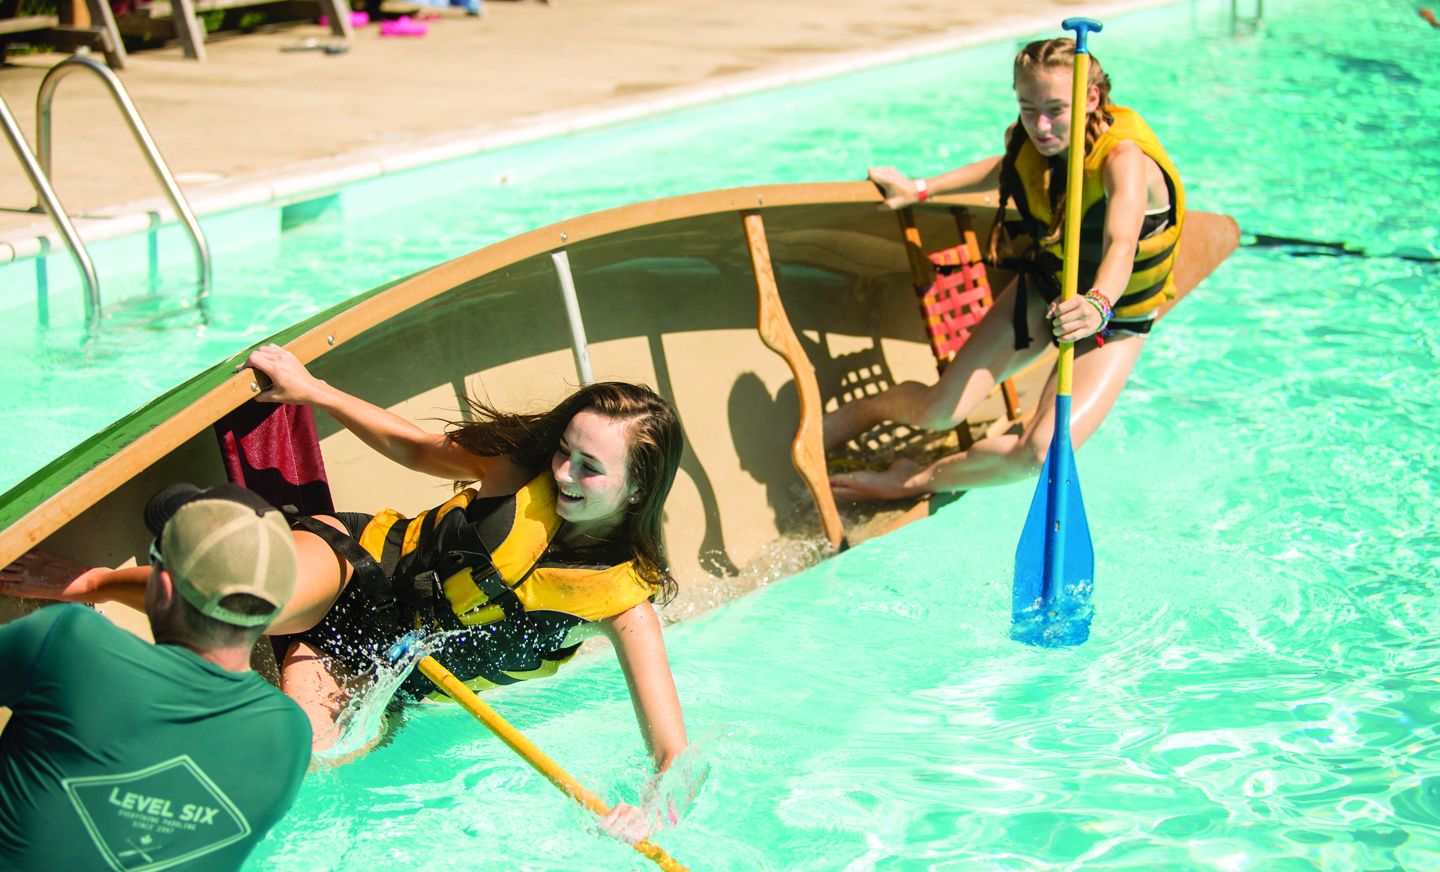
[61,755,251,872]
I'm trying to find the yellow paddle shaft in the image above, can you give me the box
[415,656,691,872]
[1058,49,1090,398]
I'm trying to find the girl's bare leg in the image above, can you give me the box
[831,333,1146,499]
[823,277,1053,450]
[279,640,350,752]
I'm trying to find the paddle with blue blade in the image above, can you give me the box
[1011,17,1102,648]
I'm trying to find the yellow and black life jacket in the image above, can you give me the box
[307,474,656,696]
[1002,105,1187,321]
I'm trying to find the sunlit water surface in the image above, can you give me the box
[6,0,1440,867]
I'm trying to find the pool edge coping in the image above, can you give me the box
[0,0,1181,266]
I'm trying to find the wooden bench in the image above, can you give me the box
[0,13,60,34]
[0,0,127,68]
[115,0,354,60]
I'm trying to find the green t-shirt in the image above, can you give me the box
[0,605,311,872]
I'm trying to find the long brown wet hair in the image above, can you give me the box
[447,382,683,604]
[986,37,1114,263]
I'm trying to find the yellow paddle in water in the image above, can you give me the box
[1011,17,1102,648]
[387,635,691,872]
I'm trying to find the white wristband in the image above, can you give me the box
[913,178,929,202]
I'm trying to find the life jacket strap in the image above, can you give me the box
[997,249,1061,351]
[410,570,439,629]
[284,509,405,632]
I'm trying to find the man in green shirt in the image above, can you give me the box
[0,484,312,871]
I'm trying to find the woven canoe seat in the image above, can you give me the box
[917,243,993,368]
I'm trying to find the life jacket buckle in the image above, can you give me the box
[408,569,440,630]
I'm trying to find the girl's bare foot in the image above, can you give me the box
[829,458,926,501]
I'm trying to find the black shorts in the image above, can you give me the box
[1107,319,1154,338]
[1015,277,1155,349]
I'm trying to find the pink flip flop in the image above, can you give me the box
[380,14,428,36]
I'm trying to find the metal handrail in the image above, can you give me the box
[37,54,212,298]
[0,92,102,327]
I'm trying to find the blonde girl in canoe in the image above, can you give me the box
[826,36,1185,500]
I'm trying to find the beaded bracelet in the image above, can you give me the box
[1083,289,1114,346]
[1083,289,1113,326]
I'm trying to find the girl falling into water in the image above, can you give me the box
[4,346,689,841]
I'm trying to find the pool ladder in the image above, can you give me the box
[1229,0,1263,34]
[0,51,211,329]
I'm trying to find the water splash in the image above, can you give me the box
[311,628,469,765]
[636,726,729,833]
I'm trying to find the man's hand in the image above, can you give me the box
[0,550,105,602]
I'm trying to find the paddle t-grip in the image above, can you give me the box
[1062,17,1102,54]
[385,629,424,663]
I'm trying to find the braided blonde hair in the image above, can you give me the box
[986,38,1114,262]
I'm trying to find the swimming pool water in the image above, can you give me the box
[237,0,1440,868]
[11,0,1440,867]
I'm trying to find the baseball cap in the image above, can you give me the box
[144,483,298,628]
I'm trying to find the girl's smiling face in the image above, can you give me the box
[1015,67,1098,157]
[551,409,638,534]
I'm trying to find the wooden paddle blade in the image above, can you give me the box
[1011,396,1094,648]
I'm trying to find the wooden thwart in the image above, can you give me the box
[741,209,847,551]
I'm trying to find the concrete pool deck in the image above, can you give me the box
[0,0,1176,260]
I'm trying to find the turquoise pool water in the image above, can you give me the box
[11,0,1440,867]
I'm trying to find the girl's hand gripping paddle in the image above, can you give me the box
[386,633,691,872]
[1011,17,1102,648]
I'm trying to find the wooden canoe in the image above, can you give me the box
[0,180,1239,638]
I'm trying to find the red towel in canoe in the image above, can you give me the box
[214,401,335,516]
